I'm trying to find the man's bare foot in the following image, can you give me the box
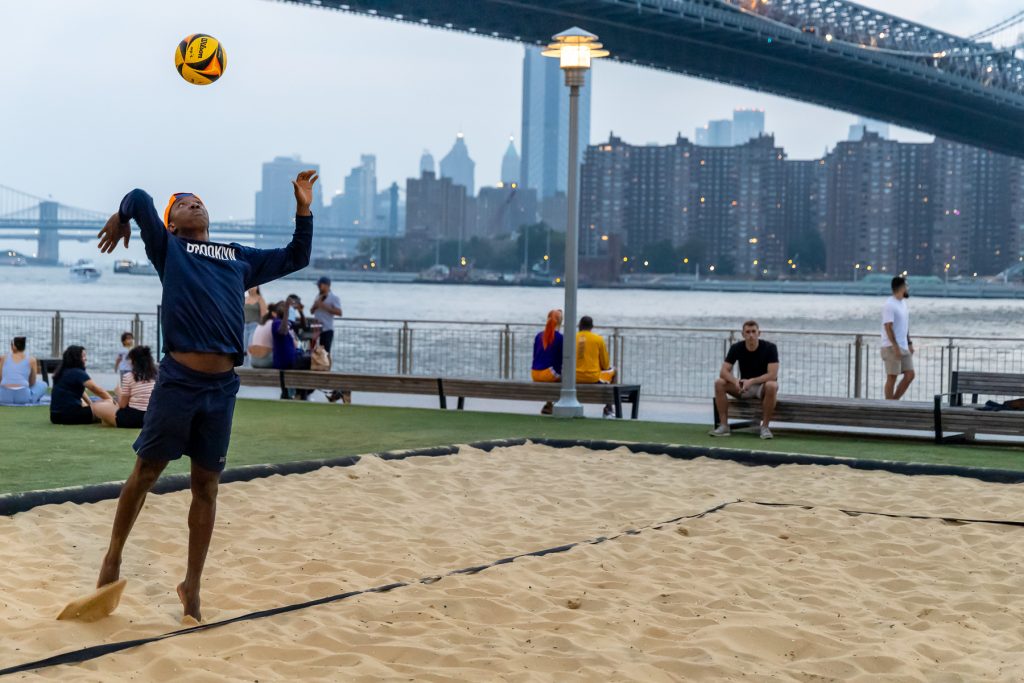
[97,554,121,588]
[177,582,201,623]
[57,579,127,622]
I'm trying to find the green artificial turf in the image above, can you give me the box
[1,399,1022,495]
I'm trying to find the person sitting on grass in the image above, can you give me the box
[532,309,563,415]
[709,319,779,440]
[0,336,48,405]
[49,345,114,425]
[92,346,157,429]
[575,316,617,419]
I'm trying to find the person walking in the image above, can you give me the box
[881,275,915,400]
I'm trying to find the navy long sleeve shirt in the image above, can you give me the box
[118,189,312,366]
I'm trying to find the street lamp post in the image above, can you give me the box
[543,27,609,418]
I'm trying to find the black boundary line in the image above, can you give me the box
[5,492,1023,677]
[4,435,1023,518]
[4,438,1024,676]
[0,498,738,676]
[0,439,526,517]
[527,438,1024,485]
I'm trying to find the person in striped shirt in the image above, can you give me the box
[92,346,157,428]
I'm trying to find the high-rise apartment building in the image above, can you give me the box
[822,133,903,278]
[520,46,592,199]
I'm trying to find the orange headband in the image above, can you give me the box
[163,192,203,230]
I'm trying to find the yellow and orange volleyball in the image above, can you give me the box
[174,33,226,86]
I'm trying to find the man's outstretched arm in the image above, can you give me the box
[97,189,169,275]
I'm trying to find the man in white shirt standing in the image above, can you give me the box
[880,276,915,400]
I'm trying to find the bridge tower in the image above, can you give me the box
[37,201,60,264]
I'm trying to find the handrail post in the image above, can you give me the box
[403,321,411,370]
[398,321,409,374]
[509,328,516,379]
[853,334,863,398]
[502,324,511,379]
[50,311,60,357]
[946,337,955,395]
[132,313,142,345]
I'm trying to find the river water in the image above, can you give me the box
[2,265,1023,339]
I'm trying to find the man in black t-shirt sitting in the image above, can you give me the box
[710,320,779,439]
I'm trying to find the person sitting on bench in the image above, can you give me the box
[532,309,563,415]
[575,316,617,419]
[709,320,779,440]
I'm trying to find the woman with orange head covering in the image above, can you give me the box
[531,309,563,414]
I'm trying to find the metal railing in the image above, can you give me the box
[2,308,1022,402]
[0,309,156,370]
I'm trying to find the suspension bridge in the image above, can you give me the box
[0,185,381,263]
[276,0,1024,158]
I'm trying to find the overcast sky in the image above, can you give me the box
[1,0,1020,220]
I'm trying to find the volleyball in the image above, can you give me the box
[174,34,226,86]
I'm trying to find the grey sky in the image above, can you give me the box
[1,0,1020,221]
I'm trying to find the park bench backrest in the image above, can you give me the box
[952,371,1024,402]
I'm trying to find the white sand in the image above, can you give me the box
[2,444,1023,681]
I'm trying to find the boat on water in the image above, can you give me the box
[69,260,101,282]
[113,259,157,276]
[1,250,28,266]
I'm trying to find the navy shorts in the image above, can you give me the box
[133,355,240,473]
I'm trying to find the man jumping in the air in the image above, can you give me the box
[65,170,318,624]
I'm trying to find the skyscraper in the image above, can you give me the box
[732,108,765,145]
[847,117,891,142]
[419,150,436,176]
[334,154,377,232]
[439,133,475,196]
[255,155,323,227]
[501,137,521,186]
[255,155,324,250]
[707,120,733,147]
[405,170,467,242]
[520,45,592,199]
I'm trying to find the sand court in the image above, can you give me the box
[2,443,1024,681]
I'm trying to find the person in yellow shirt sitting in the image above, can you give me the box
[575,316,617,418]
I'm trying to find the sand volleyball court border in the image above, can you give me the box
[2,438,1024,677]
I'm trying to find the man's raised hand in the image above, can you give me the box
[97,213,131,254]
[292,170,319,216]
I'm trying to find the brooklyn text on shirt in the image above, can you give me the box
[186,242,237,261]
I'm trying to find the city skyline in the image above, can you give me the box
[2,0,1020,224]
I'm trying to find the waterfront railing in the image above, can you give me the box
[2,308,1021,403]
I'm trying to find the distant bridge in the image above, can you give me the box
[0,185,381,262]
[275,0,1024,157]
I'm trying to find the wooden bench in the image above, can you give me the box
[236,368,442,401]
[716,394,935,435]
[934,371,1024,443]
[236,369,642,419]
[443,378,641,419]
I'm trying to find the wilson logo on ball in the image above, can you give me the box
[175,34,226,86]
